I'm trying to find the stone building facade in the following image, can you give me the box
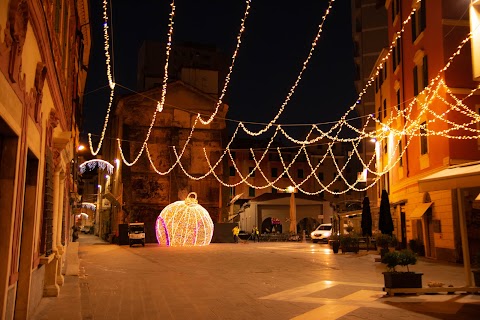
[0,0,90,318]
[102,81,228,243]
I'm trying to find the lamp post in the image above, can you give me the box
[286,186,297,234]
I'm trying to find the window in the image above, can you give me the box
[298,169,304,179]
[393,37,401,71]
[422,56,429,88]
[420,122,428,155]
[399,140,403,167]
[249,187,255,197]
[230,187,235,197]
[412,0,426,42]
[378,106,382,121]
[413,65,419,96]
[383,99,387,118]
[248,153,254,160]
[249,167,255,177]
[272,188,277,194]
[231,151,236,159]
[334,189,339,198]
[413,54,428,96]
[396,88,401,111]
[391,0,400,22]
[271,168,278,177]
[318,172,324,181]
[229,166,235,176]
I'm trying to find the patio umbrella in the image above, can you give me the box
[379,189,394,235]
[361,196,372,236]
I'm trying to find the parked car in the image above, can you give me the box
[310,223,348,243]
[310,224,333,243]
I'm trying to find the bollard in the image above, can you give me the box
[302,230,306,243]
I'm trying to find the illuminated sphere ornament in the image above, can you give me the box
[156,192,214,246]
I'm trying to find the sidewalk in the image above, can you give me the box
[31,235,480,319]
[31,234,107,320]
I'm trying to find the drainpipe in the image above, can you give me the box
[456,188,473,286]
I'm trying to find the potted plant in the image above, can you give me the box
[340,233,359,253]
[375,234,391,257]
[381,249,423,288]
[329,233,340,254]
[389,234,399,250]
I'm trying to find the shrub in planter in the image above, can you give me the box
[389,234,399,250]
[381,249,423,289]
[340,234,359,253]
[376,234,396,257]
[382,250,417,272]
[329,234,340,254]
[376,234,391,250]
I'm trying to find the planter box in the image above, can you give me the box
[342,245,359,253]
[331,241,340,254]
[473,270,480,287]
[383,272,423,289]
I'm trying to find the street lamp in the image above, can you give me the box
[286,186,296,234]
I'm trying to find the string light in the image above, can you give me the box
[87,0,480,196]
[79,159,114,175]
[81,202,97,211]
[155,192,214,246]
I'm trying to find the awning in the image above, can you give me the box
[417,161,480,287]
[410,202,432,219]
[103,192,121,208]
[418,162,480,192]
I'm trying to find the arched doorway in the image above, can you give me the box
[297,217,318,235]
[261,217,283,234]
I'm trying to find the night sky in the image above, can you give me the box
[82,0,358,140]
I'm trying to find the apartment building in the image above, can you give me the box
[374,0,480,262]
[0,0,90,317]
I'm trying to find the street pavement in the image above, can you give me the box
[31,234,480,320]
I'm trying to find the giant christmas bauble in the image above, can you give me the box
[156,192,214,246]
